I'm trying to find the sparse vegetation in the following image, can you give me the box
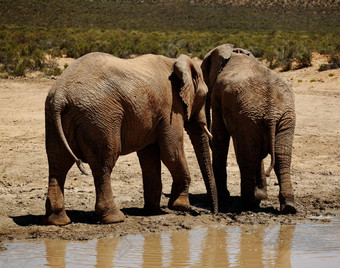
[318,55,340,72]
[0,0,339,76]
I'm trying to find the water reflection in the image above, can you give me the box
[45,239,67,267]
[1,216,340,267]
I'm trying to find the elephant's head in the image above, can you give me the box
[169,54,218,213]
[200,44,234,133]
[201,44,254,130]
[171,55,210,132]
[201,44,234,91]
[201,44,256,89]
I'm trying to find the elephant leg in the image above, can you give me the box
[160,142,191,212]
[45,157,73,226]
[234,135,262,209]
[88,146,125,224]
[274,125,296,214]
[137,143,162,215]
[239,162,260,209]
[211,110,231,206]
[45,121,74,225]
[254,161,268,200]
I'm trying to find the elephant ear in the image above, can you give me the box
[172,54,198,120]
[201,43,234,89]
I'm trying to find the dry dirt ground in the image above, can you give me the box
[0,54,339,244]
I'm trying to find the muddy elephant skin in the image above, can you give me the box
[45,52,218,225]
[201,44,296,214]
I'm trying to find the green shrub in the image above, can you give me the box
[318,64,330,71]
[318,54,340,71]
[328,54,340,69]
[43,66,62,76]
[13,60,28,76]
[0,24,339,76]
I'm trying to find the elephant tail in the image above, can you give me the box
[52,100,88,175]
[265,121,276,177]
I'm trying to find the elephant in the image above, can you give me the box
[44,52,218,225]
[201,44,296,214]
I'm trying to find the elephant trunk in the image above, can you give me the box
[186,121,218,214]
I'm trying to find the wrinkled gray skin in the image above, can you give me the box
[45,52,218,225]
[201,44,296,214]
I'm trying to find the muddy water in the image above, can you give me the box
[1,213,340,267]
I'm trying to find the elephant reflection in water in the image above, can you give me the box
[43,225,295,267]
[45,239,67,267]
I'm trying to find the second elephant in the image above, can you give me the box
[201,44,297,214]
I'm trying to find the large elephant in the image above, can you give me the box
[45,52,218,225]
[201,44,296,214]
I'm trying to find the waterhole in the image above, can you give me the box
[1,212,339,267]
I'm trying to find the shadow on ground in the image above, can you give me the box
[11,194,279,226]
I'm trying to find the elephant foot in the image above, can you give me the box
[280,201,297,214]
[241,196,260,211]
[254,187,268,200]
[279,193,297,214]
[169,194,191,212]
[44,210,71,226]
[100,209,125,224]
[143,203,162,215]
[218,188,230,209]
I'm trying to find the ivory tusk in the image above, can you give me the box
[202,125,213,139]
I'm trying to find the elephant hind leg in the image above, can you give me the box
[137,143,162,215]
[239,163,260,210]
[274,125,297,214]
[211,109,231,207]
[45,167,73,225]
[234,137,262,210]
[45,139,74,225]
[275,164,296,214]
[86,142,125,224]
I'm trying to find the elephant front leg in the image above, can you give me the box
[45,175,71,226]
[161,146,191,212]
[254,161,268,201]
[92,168,125,224]
[137,144,162,215]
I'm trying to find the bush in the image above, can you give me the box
[318,54,340,71]
[328,54,340,69]
[13,60,29,76]
[43,66,62,76]
[0,25,339,76]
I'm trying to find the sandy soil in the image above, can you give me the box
[0,54,339,243]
